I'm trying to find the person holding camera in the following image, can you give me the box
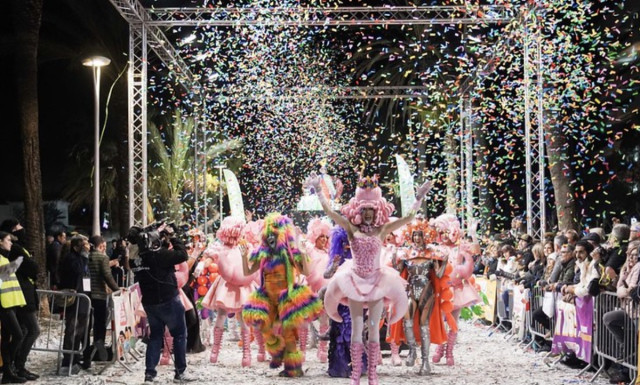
[127,224,196,384]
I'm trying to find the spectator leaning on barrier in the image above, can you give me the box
[88,235,121,362]
[532,243,576,335]
[0,231,28,384]
[59,235,92,372]
[561,240,595,299]
[0,219,40,381]
[517,234,535,272]
[604,224,630,283]
[127,224,196,383]
[602,241,640,384]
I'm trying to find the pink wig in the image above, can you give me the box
[306,218,332,244]
[340,176,394,227]
[429,213,462,243]
[242,219,265,248]
[216,216,246,246]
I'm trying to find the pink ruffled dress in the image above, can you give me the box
[201,245,257,312]
[323,235,408,324]
[444,243,481,310]
[305,245,329,293]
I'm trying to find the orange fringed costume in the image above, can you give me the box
[385,263,456,346]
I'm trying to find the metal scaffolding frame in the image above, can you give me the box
[145,5,517,27]
[523,7,546,239]
[109,0,544,236]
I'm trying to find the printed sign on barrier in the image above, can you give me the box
[552,295,594,363]
[112,285,143,361]
[475,276,497,323]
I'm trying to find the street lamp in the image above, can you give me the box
[82,55,111,236]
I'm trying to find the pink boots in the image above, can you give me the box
[349,342,364,385]
[446,331,457,366]
[241,328,251,367]
[390,342,402,366]
[317,324,328,363]
[432,343,445,363]
[298,325,309,362]
[254,329,266,362]
[367,342,380,385]
[209,326,224,363]
[159,335,172,365]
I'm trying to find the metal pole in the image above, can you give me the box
[219,166,224,226]
[523,13,533,236]
[537,16,547,237]
[93,67,101,236]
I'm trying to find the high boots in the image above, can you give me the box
[241,328,252,367]
[349,342,365,385]
[446,330,457,366]
[367,342,380,385]
[160,334,173,365]
[298,325,309,362]
[390,342,402,366]
[317,324,328,363]
[432,343,445,363]
[254,329,266,362]
[403,319,417,366]
[418,325,431,375]
[209,326,224,364]
[279,350,304,377]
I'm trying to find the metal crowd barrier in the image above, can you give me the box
[523,286,556,353]
[34,289,92,376]
[490,278,515,338]
[590,291,638,384]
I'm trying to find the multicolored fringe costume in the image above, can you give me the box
[242,213,323,377]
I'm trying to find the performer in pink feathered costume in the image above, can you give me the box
[200,216,259,367]
[307,173,431,385]
[298,218,331,362]
[429,213,480,366]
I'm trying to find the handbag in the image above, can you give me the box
[542,291,555,318]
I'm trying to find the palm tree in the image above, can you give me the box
[10,0,46,287]
[148,110,242,224]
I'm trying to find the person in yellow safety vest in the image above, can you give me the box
[0,218,41,381]
[0,231,28,384]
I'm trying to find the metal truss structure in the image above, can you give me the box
[109,0,545,238]
[522,7,546,239]
[145,5,517,27]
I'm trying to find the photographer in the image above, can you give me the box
[127,223,195,383]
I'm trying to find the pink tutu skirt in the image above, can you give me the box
[201,276,254,313]
[323,260,408,324]
[452,281,481,310]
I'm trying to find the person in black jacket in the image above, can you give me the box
[59,235,92,372]
[0,219,40,381]
[128,224,196,383]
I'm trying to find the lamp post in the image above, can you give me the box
[82,55,111,236]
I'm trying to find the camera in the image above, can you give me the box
[126,221,184,253]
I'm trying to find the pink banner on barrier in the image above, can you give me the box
[551,295,594,363]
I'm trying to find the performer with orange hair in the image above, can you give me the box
[390,219,454,375]
[429,214,480,366]
[241,213,323,377]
